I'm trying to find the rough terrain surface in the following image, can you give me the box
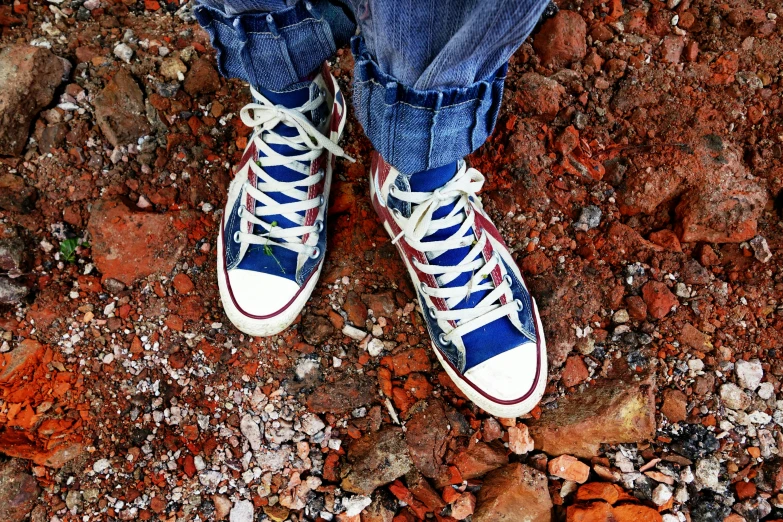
[1,0,783,521]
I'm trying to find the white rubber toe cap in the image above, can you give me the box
[463,342,540,401]
[226,269,301,317]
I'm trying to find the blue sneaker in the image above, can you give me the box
[217,64,349,336]
[369,152,547,417]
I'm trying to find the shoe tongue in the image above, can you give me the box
[408,162,487,310]
[252,81,320,238]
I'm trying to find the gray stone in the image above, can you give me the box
[229,500,253,522]
[720,383,751,410]
[694,457,721,491]
[0,276,28,304]
[341,427,413,495]
[0,460,40,522]
[735,359,764,391]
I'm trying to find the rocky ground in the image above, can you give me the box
[0,0,782,521]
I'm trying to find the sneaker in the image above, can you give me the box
[217,64,350,337]
[369,152,547,417]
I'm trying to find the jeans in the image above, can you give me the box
[194,0,551,174]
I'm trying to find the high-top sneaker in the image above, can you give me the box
[217,63,349,337]
[369,152,547,417]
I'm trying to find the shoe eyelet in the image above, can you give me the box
[237,206,243,218]
[318,195,325,206]
[428,306,437,319]
[392,208,402,220]
[233,231,241,243]
[309,247,320,259]
[503,274,513,286]
[389,185,397,196]
[315,220,324,233]
[419,282,428,294]
[438,333,450,345]
[515,299,524,311]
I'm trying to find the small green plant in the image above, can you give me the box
[264,221,286,274]
[60,238,89,263]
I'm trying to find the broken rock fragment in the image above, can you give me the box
[533,11,587,68]
[0,44,66,156]
[94,69,151,147]
[528,375,656,457]
[87,198,193,286]
[0,173,37,213]
[0,459,40,522]
[403,399,451,479]
[341,427,413,495]
[306,372,376,414]
[472,463,552,522]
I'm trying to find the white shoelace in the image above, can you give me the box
[234,87,352,257]
[390,163,523,343]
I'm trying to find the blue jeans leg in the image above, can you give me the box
[349,0,551,174]
[193,0,355,92]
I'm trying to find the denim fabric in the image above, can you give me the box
[352,36,507,174]
[195,0,551,170]
[193,0,355,92]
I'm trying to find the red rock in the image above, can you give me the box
[150,495,166,513]
[306,373,376,414]
[676,179,767,243]
[625,296,647,322]
[472,463,552,522]
[383,348,430,377]
[482,418,503,442]
[0,339,44,384]
[612,504,662,522]
[172,273,194,294]
[94,69,151,148]
[508,423,534,455]
[450,492,476,520]
[684,40,699,62]
[549,455,590,483]
[648,230,681,252]
[403,373,433,400]
[0,173,37,213]
[533,11,587,68]
[514,73,566,122]
[562,355,589,387]
[674,137,766,244]
[660,35,685,63]
[528,375,656,458]
[88,199,193,286]
[407,473,445,512]
[661,388,688,423]
[0,44,65,156]
[453,440,508,480]
[567,501,615,522]
[184,57,221,96]
[641,282,678,320]
[404,400,451,479]
[735,480,756,500]
[0,459,40,522]
[183,454,196,478]
[344,291,368,326]
[575,482,622,504]
[520,250,553,275]
[323,452,341,482]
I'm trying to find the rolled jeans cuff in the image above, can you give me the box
[193,1,354,92]
[351,36,507,175]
